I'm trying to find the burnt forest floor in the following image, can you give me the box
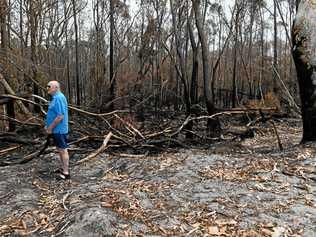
[0,117,315,236]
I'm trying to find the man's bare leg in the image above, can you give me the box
[58,148,69,175]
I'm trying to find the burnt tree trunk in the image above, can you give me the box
[109,0,115,111]
[72,0,80,105]
[292,0,316,142]
[0,0,15,131]
[192,0,220,135]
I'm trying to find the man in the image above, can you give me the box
[45,81,70,180]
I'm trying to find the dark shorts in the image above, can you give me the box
[52,133,68,149]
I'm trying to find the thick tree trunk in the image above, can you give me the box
[170,0,192,138]
[273,0,279,94]
[292,0,316,142]
[1,0,15,131]
[72,0,80,105]
[0,0,8,51]
[29,0,40,113]
[192,0,220,135]
[109,0,115,111]
[188,8,198,105]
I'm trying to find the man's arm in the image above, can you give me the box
[46,115,64,134]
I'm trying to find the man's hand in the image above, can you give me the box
[46,127,53,134]
[45,115,63,134]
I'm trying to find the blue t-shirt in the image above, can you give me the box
[46,91,69,134]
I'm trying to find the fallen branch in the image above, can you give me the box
[77,132,113,164]
[0,114,42,127]
[112,151,149,158]
[0,135,51,166]
[0,74,30,115]
[0,94,46,115]
[32,94,128,117]
[113,114,145,139]
[0,145,22,155]
[0,136,40,145]
[170,111,249,137]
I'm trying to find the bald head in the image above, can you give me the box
[47,81,61,95]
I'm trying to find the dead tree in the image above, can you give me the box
[71,0,80,105]
[292,0,316,141]
[109,0,115,111]
[192,0,220,135]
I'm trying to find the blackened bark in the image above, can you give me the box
[7,99,15,131]
[292,34,316,141]
[192,0,220,135]
[109,0,115,111]
[292,1,316,142]
[72,0,80,105]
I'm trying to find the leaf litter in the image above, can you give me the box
[0,118,315,236]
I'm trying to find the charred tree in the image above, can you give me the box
[292,0,316,142]
[109,0,115,111]
[71,0,80,105]
[192,0,220,135]
[0,0,15,131]
[29,0,40,113]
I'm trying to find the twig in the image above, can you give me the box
[272,65,301,115]
[55,220,72,236]
[113,151,149,158]
[270,121,283,151]
[0,190,14,201]
[68,135,90,145]
[62,191,74,211]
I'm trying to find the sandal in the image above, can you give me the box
[56,172,70,180]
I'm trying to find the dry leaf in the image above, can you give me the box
[192,222,200,228]
[271,227,285,237]
[208,226,221,235]
[101,202,113,208]
[215,219,237,226]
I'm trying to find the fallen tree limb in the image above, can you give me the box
[0,114,42,127]
[229,107,278,112]
[112,151,149,158]
[170,111,250,137]
[0,135,51,166]
[32,94,128,117]
[113,114,145,139]
[77,132,113,164]
[0,74,30,115]
[0,94,46,115]
[0,136,40,145]
[0,145,22,155]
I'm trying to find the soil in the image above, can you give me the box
[0,118,315,236]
